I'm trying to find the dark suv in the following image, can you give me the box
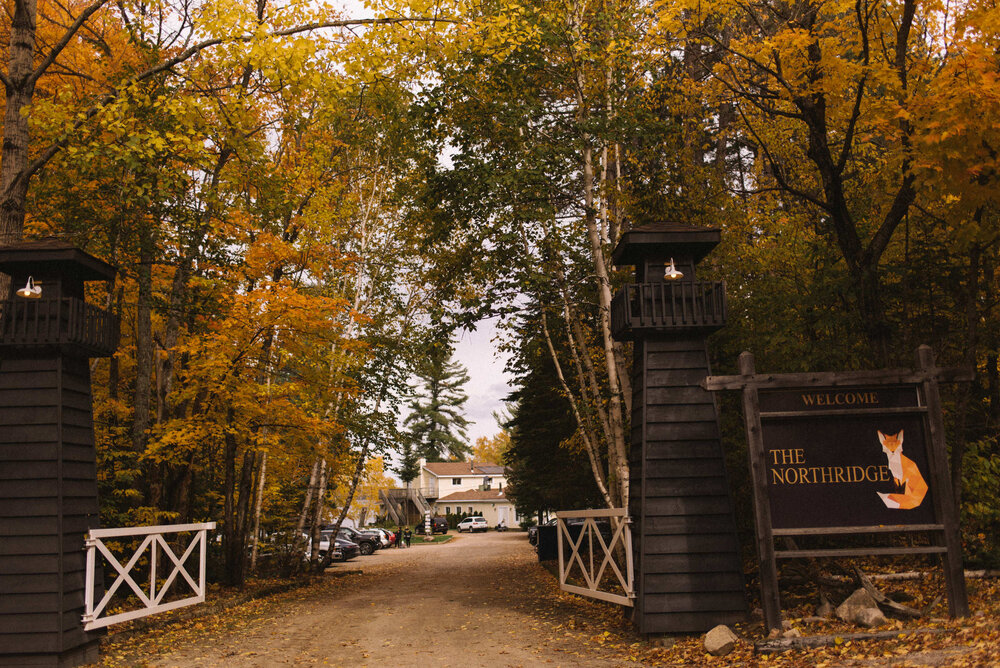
[334,526,379,555]
[415,517,448,535]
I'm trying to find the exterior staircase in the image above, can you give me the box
[379,487,432,525]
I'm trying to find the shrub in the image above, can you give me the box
[961,437,1000,568]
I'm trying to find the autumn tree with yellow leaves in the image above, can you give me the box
[5,0,1000,583]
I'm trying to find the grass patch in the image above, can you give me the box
[407,534,454,545]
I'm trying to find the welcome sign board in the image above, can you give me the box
[758,386,936,529]
[702,347,971,632]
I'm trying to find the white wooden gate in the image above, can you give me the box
[556,509,634,607]
[83,522,216,630]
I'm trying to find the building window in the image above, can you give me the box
[445,507,450,515]
[468,506,473,514]
[452,478,461,485]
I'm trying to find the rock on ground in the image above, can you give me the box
[704,624,739,656]
[836,588,888,627]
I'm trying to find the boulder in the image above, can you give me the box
[704,624,739,656]
[836,588,888,627]
[816,594,834,618]
[857,607,888,627]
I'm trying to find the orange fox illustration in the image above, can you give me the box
[876,430,928,510]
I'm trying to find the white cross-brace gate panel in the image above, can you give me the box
[556,508,634,607]
[83,522,216,630]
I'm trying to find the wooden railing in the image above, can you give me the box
[83,523,216,630]
[556,508,634,607]
[0,298,117,355]
[610,281,726,339]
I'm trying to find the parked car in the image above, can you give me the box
[457,516,488,533]
[527,517,613,548]
[362,527,391,548]
[414,517,448,535]
[307,531,359,564]
[527,518,557,545]
[331,536,360,562]
[336,527,380,555]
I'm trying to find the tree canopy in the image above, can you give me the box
[3,0,1000,582]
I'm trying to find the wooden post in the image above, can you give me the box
[915,346,969,617]
[737,352,782,632]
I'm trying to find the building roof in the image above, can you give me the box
[436,489,508,502]
[611,222,721,267]
[0,238,116,281]
[422,461,507,477]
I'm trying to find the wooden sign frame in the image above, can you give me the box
[703,346,971,631]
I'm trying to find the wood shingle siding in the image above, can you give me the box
[0,355,102,666]
[628,335,748,635]
[611,224,748,636]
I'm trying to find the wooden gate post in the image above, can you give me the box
[915,346,969,617]
[610,222,748,634]
[736,352,782,631]
[0,240,117,667]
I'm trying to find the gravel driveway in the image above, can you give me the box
[111,531,634,667]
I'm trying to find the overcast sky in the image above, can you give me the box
[453,318,512,445]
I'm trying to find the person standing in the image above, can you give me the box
[395,527,402,548]
[404,527,412,548]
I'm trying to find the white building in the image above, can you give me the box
[417,459,518,527]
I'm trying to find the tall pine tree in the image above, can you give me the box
[404,341,472,462]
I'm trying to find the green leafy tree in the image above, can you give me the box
[396,440,421,485]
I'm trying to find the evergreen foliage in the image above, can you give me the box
[404,340,472,462]
[503,307,604,518]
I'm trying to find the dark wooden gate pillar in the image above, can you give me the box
[610,223,747,634]
[0,240,117,667]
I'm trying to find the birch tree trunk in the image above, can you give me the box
[566,3,629,508]
[249,452,267,572]
[308,459,328,570]
[580,135,629,508]
[539,310,613,507]
[296,459,321,537]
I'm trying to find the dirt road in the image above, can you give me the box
[90,530,1000,668]
[111,532,633,668]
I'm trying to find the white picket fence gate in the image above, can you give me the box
[83,522,216,630]
[556,508,635,607]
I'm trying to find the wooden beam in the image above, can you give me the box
[772,524,944,536]
[760,406,928,419]
[776,546,947,559]
[702,366,974,391]
[916,346,969,617]
[738,352,782,632]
